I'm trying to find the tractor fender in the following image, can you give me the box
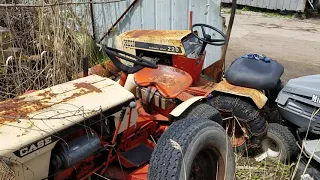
[211,80,268,109]
[170,96,206,118]
[117,74,138,95]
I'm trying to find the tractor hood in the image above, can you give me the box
[116,30,192,55]
[0,75,135,161]
[287,74,320,93]
[277,74,320,107]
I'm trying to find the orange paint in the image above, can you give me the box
[128,164,149,180]
[172,52,206,83]
[119,73,128,87]
[134,65,192,99]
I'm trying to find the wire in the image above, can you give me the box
[93,172,111,180]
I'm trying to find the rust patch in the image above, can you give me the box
[123,30,190,40]
[0,97,48,125]
[150,74,178,88]
[38,90,56,98]
[211,80,268,109]
[0,82,103,125]
[74,82,102,93]
[125,30,153,38]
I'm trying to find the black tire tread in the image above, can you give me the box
[208,94,267,151]
[148,118,233,180]
[267,123,299,162]
[177,102,222,125]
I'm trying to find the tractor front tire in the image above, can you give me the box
[148,118,235,180]
[261,123,299,163]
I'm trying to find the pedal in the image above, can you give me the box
[304,139,320,162]
[120,144,153,167]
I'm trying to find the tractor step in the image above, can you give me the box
[121,144,153,167]
[304,139,320,163]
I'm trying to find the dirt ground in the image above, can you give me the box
[222,10,320,84]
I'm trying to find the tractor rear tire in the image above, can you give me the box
[208,94,267,153]
[261,123,299,163]
[148,118,235,180]
[176,102,223,125]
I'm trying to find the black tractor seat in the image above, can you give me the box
[225,55,284,90]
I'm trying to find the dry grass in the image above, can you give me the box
[0,0,102,100]
[235,155,293,180]
[0,159,14,180]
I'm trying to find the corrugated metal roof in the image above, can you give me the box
[222,0,307,12]
[93,0,224,69]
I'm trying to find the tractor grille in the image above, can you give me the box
[313,122,320,134]
[287,99,320,133]
[0,160,14,180]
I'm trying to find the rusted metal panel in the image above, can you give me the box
[0,75,135,160]
[222,0,307,11]
[120,30,190,41]
[116,29,190,55]
[0,82,101,125]
[211,80,268,109]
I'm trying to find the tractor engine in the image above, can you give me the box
[46,112,118,180]
[50,133,101,171]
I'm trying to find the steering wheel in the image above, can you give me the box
[191,24,227,46]
[102,46,158,74]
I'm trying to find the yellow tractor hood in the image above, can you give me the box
[116,30,192,55]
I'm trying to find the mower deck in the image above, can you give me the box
[304,139,320,163]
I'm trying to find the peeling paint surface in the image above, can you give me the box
[212,80,268,109]
[0,75,135,159]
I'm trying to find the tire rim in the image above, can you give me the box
[222,114,248,149]
[261,138,281,158]
[189,148,224,180]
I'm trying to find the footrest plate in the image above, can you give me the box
[121,144,153,167]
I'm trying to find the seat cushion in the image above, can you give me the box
[225,56,284,90]
[134,65,193,99]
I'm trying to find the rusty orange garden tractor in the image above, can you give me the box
[113,23,285,153]
[0,43,236,179]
